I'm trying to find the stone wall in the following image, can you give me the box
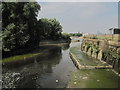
[84,34,120,42]
[81,39,120,73]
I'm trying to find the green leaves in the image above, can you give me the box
[2,2,41,51]
[23,2,40,18]
[70,32,83,37]
[38,18,63,40]
[62,33,70,40]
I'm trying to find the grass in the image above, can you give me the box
[68,69,119,88]
[1,53,42,63]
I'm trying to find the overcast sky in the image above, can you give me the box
[37,2,118,34]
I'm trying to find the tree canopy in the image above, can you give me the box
[2,2,70,53]
[38,18,62,40]
[2,2,40,51]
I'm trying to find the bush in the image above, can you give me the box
[62,33,71,40]
[91,36,97,39]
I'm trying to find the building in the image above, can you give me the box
[109,28,120,34]
[109,28,120,42]
[114,28,120,34]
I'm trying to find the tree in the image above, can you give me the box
[62,33,70,40]
[49,18,62,40]
[38,18,52,40]
[38,18,63,40]
[23,2,40,46]
[2,2,40,51]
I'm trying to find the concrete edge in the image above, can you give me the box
[69,52,113,69]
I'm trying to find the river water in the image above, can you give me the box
[2,41,119,88]
[2,43,77,88]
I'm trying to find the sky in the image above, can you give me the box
[37,2,118,34]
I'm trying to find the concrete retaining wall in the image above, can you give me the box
[81,39,120,73]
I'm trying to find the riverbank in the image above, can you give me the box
[2,42,70,64]
[69,46,119,75]
[68,42,119,88]
[2,40,71,59]
[70,47,110,67]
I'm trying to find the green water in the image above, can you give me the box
[2,41,119,88]
[2,43,77,88]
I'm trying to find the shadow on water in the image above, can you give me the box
[62,44,70,51]
[2,43,76,88]
[2,45,63,69]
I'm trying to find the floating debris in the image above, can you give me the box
[12,72,20,77]
[32,77,37,80]
[56,80,59,83]
[24,57,26,60]
[2,72,21,88]
[82,77,88,80]
[97,80,100,82]
[74,82,77,85]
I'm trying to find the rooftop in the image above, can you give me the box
[109,28,120,30]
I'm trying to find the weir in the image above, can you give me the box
[70,52,112,70]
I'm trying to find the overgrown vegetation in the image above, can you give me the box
[92,44,99,53]
[1,2,71,57]
[85,43,91,51]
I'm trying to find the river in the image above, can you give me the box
[2,43,77,88]
[2,41,119,88]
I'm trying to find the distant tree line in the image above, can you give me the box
[2,2,70,54]
[69,32,83,37]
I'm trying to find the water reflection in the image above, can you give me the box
[62,43,70,51]
[3,45,63,69]
[2,43,76,88]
